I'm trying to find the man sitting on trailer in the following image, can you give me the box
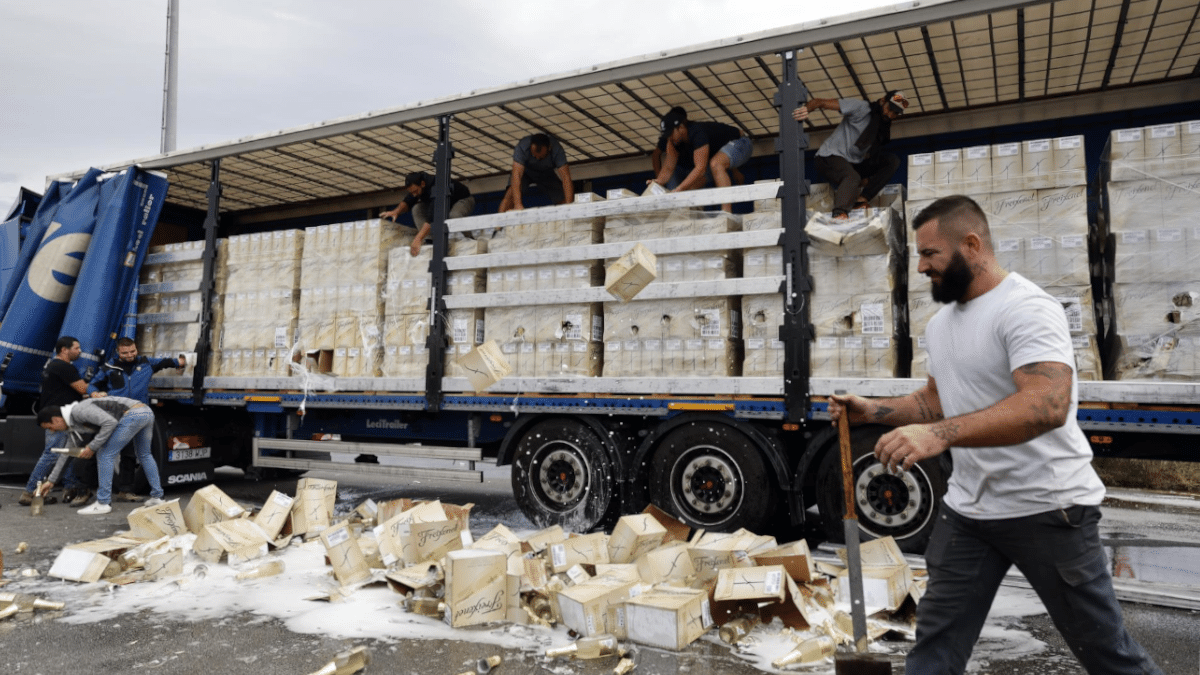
[86,337,184,502]
[829,195,1164,675]
[498,133,574,212]
[649,106,693,190]
[18,336,93,507]
[382,171,477,256]
[652,109,751,212]
[793,91,907,219]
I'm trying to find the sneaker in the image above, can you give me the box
[67,489,95,507]
[144,497,166,507]
[114,492,144,503]
[78,502,112,515]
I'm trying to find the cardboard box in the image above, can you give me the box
[635,542,694,584]
[253,490,295,540]
[836,564,913,612]
[835,536,906,567]
[127,499,187,540]
[471,523,525,576]
[548,532,610,573]
[194,518,271,564]
[608,514,668,564]
[623,588,713,650]
[48,548,113,583]
[688,531,759,581]
[320,521,372,587]
[556,571,641,637]
[522,524,567,553]
[145,549,183,581]
[291,478,337,535]
[751,540,816,582]
[376,500,463,567]
[458,340,512,392]
[606,243,657,302]
[643,503,691,543]
[714,565,787,602]
[444,549,509,627]
[385,562,442,596]
[183,485,247,534]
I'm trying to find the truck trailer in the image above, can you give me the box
[2,0,1198,553]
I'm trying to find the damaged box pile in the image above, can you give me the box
[46,482,922,667]
[1102,121,1200,380]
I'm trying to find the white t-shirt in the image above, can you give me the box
[926,272,1105,519]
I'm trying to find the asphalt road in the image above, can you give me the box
[2,464,1198,675]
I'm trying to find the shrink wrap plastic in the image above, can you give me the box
[137,240,210,378]
[909,136,1087,198]
[487,217,602,294]
[1102,127,1200,379]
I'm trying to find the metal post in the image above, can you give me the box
[424,114,454,411]
[774,49,813,423]
[161,0,180,154]
[191,159,220,402]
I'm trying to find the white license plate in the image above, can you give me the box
[169,446,212,462]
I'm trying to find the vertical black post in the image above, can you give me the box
[424,115,453,411]
[191,159,221,402]
[774,50,813,423]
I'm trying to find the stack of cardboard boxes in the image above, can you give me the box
[137,240,207,379]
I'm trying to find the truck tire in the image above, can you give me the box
[511,418,614,532]
[815,425,946,554]
[649,423,777,533]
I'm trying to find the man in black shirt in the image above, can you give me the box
[20,335,92,506]
[381,171,476,256]
[650,107,693,189]
[653,110,752,212]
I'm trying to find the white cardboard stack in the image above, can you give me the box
[296,221,402,378]
[137,240,208,379]
[906,137,1100,380]
[1103,121,1200,380]
[210,231,304,378]
[484,213,604,378]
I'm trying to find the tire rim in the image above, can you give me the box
[535,445,588,510]
[674,446,741,519]
[853,455,934,540]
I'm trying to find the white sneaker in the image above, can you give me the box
[78,502,112,515]
[144,498,166,507]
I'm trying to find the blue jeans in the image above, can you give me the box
[95,406,163,504]
[908,503,1163,675]
[25,429,84,492]
[717,136,753,168]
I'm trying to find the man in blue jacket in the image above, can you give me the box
[87,338,183,501]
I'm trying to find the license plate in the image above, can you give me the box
[169,446,212,462]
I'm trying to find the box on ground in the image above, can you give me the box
[624,587,713,650]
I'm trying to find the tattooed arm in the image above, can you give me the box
[874,361,1073,473]
[829,377,944,427]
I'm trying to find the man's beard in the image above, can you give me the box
[929,250,974,304]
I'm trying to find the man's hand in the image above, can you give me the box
[792,106,809,122]
[90,391,107,398]
[828,393,876,427]
[381,206,401,222]
[874,423,951,474]
[177,356,187,369]
[78,446,94,460]
[409,239,423,257]
[37,482,54,497]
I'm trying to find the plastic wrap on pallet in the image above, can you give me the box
[910,137,1087,200]
[602,297,741,377]
[136,241,213,380]
[1106,122,1200,182]
[484,304,603,378]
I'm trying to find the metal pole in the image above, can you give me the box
[161,0,180,153]
[424,114,454,412]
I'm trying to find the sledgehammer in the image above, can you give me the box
[833,391,891,675]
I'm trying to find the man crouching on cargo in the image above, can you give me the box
[381,171,476,256]
[829,195,1163,675]
[36,396,167,515]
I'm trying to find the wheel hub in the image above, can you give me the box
[680,452,738,514]
[855,459,926,529]
[538,448,586,506]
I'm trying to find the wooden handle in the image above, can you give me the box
[838,412,856,519]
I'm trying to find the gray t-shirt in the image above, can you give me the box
[926,273,1105,519]
[815,98,873,164]
[513,135,567,182]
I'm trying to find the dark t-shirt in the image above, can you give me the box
[682,122,740,157]
[41,358,83,410]
[513,135,568,183]
[400,173,471,208]
[658,135,694,169]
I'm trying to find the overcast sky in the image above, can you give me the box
[0,0,893,216]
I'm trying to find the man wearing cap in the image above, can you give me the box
[499,133,574,212]
[650,107,693,190]
[653,110,751,212]
[382,171,476,256]
[793,91,908,219]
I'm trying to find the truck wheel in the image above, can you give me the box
[816,425,947,554]
[511,419,614,532]
[649,423,776,533]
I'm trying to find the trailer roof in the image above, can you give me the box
[53,0,1200,217]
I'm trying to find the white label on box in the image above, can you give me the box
[707,339,724,350]
[573,342,587,353]
[860,303,885,334]
[521,270,536,282]
[475,320,485,344]
[770,339,784,350]
[700,309,721,338]
[747,338,765,349]
[1072,335,1091,348]
[1156,228,1183,242]
[520,343,534,354]
[1056,298,1084,333]
[1122,230,1148,244]
[326,526,349,547]
[1116,129,1142,142]
[1150,124,1177,139]
[871,337,891,349]
[273,492,293,507]
[537,342,552,354]
[453,318,469,344]
[917,336,928,349]
[1028,139,1051,152]
[1031,237,1054,250]
[910,153,933,166]
[843,337,864,349]
[818,337,839,348]
[556,267,572,279]
[1061,234,1085,248]
[565,314,583,340]
[538,269,553,281]
[593,316,603,342]
[686,259,704,271]
[998,238,1022,252]
[996,143,1020,156]
[1056,136,1082,149]
[348,348,360,357]
[686,339,704,350]
[606,341,621,353]
[746,253,765,266]
[666,339,682,351]
[616,606,625,629]
[275,327,289,348]
[937,149,961,163]
[551,544,566,568]
[966,146,989,159]
[1189,121,1200,134]
[555,343,570,354]
[644,339,661,351]
[764,570,783,595]
[586,614,596,635]
[624,340,640,352]
[701,599,713,628]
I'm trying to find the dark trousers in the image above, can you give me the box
[907,503,1163,675]
[815,152,900,214]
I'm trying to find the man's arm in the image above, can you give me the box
[674,145,711,192]
[556,164,574,204]
[73,403,120,457]
[86,369,107,395]
[830,377,944,428]
[381,201,411,222]
[509,162,527,210]
[874,361,1074,473]
[651,146,664,174]
[653,143,679,186]
[69,378,89,398]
